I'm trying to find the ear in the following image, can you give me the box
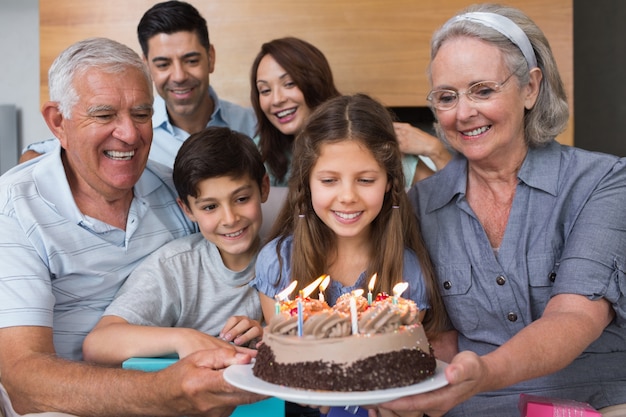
[207,44,216,74]
[177,197,197,222]
[260,174,270,204]
[524,67,543,110]
[41,101,68,147]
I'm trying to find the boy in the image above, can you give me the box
[83,127,270,365]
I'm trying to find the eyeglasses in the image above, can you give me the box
[426,72,516,111]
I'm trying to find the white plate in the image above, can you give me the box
[224,359,448,406]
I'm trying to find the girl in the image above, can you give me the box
[250,93,447,340]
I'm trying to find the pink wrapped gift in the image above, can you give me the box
[519,394,601,417]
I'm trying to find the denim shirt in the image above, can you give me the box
[408,141,626,415]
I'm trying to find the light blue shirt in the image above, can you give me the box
[150,86,257,167]
[250,235,430,310]
[408,141,626,415]
[0,148,195,361]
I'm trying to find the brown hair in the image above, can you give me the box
[250,37,340,183]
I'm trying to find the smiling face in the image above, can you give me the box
[430,37,535,165]
[56,66,153,200]
[145,31,214,124]
[180,174,269,271]
[256,54,312,136]
[309,140,389,244]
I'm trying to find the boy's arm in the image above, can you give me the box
[83,315,254,365]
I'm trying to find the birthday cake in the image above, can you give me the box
[253,292,436,391]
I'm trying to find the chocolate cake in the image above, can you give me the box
[253,293,436,391]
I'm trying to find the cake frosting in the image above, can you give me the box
[253,292,436,391]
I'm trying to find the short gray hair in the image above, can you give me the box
[48,37,153,118]
[429,4,569,147]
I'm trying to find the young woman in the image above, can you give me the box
[250,37,450,187]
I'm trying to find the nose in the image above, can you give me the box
[170,61,187,83]
[455,93,479,120]
[221,204,239,227]
[338,181,358,204]
[271,87,286,106]
[112,114,141,144]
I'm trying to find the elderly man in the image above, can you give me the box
[0,37,262,417]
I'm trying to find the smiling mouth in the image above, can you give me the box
[224,228,245,238]
[105,150,134,161]
[461,126,491,136]
[275,108,296,118]
[334,211,363,220]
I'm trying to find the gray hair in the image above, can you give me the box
[48,37,153,118]
[428,4,569,147]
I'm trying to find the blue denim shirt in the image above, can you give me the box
[409,141,626,415]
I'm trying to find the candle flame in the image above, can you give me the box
[368,273,377,291]
[276,280,298,301]
[392,282,409,297]
[319,274,331,291]
[352,289,364,297]
[302,275,325,298]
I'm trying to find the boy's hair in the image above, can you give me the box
[270,93,447,337]
[137,1,210,57]
[173,127,266,208]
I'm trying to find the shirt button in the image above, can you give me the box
[507,312,518,322]
[443,281,452,290]
[549,272,557,282]
[496,275,506,285]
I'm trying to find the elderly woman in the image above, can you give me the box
[379,4,626,417]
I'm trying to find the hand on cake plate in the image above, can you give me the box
[373,351,483,417]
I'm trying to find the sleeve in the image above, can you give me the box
[555,158,626,326]
[0,212,55,328]
[249,238,292,299]
[401,153,419,187]
[403,249,430,311]
[103,248,181,327]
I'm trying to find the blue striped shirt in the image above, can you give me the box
[0,149,195,360]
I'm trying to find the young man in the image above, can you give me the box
[0,38,262,417]
[20,1,257,167]
[83,127,270,365]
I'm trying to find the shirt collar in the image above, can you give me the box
[151,85,224,132]
[34,148,165,225]
[423,140,560,213]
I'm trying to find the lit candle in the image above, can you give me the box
[367,273,377,305]
[297,298,304,337]
[350,296,359,335]
[392,282,409,305]
[302,275,326,298]
[274,280,298,315]
[318,274,330,303]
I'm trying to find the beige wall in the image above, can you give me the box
[40,0,573,145]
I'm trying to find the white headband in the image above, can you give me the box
[447,12,538,69]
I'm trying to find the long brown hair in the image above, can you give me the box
[250,37,340,183]
[269,94,447,337]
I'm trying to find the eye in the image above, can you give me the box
[202,203,218,212]
[92,114,115,122]
[358,178,376,184]
[235,195,251,204]
[434,90,457,105]
[320,178,337,185]
[469,82,498,99]
[132,112,153,123]
[185,58,200,66]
